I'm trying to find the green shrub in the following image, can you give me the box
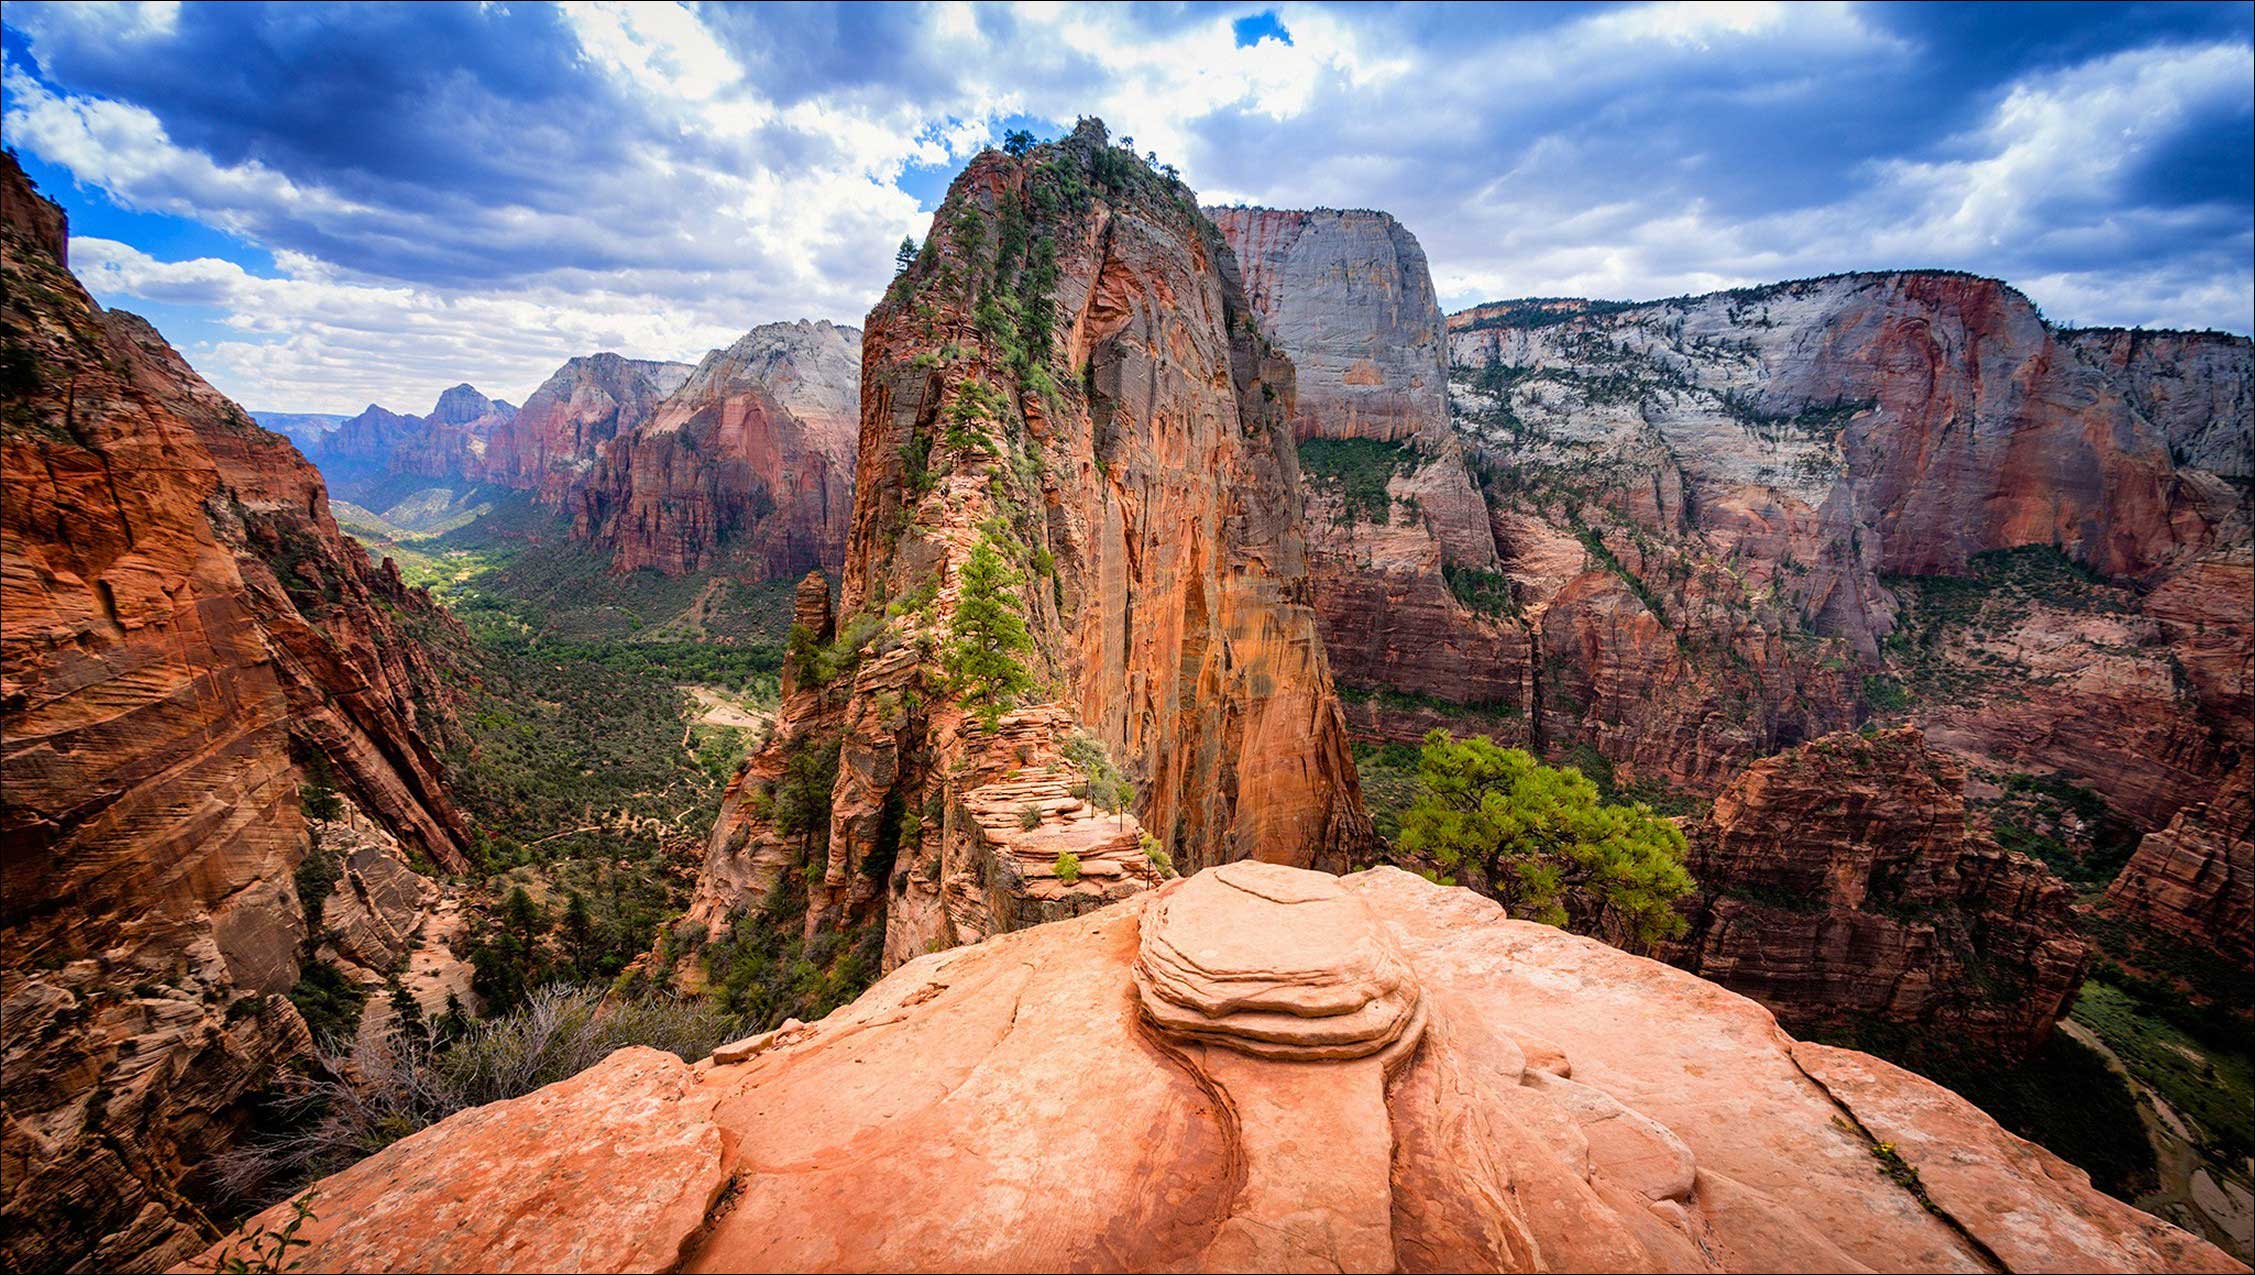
[1053,851,1081,883]
[1297,437,1420,525]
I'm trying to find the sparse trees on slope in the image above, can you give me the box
[944,537,1036,729]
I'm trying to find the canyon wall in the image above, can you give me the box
[575,321,859,577]
[1,155,467,1272]
[191,864,2241,1274]
[1211,208,1528,734]
[685,122,1371,975]
[1669,729,2089,1056]
[1442,274,2250,827]
[474,353,691,504]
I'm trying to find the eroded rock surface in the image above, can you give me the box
[686,122,1370,973]
[2,154,464,1271]
[1670,729,2089,1056]
[191,866,2243,1274]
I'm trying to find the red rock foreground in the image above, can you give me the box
[187,864,2241,1274]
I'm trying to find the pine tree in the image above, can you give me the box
[894,236,918,276]
[944,537,1036,729]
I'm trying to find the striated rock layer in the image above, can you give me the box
[1211,208,1527,732]
[1668,729,2089,1056]
[1,154,467,1272]
[575,321,859,577]
[189,864,2241,1274]
[2104,758,2255,968]
[1444,273,2250,826]
[686,123,1370,974]
[481,353,692,505]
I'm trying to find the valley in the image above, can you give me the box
[4,113,2249,1274]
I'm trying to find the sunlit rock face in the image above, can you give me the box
[685,122,1371,977]
[1212,207,1528,737]
[575,321,860,578]
[189,864,2241,1274]
[1,152,466,1272]
[480,353,693,505]
[1443,274,2250,830]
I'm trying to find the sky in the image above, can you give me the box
[3,1,2249,414]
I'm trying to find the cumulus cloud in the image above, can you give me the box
[2,0,2246,411]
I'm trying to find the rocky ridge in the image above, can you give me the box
[684,121,1370,975]
[188,864,2243,1274]
[1,154,468,1272]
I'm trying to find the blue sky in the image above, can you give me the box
[3,1,2248,413]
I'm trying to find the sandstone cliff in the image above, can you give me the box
[1670,729,2089,1056]
[2104,758,2254,968]
[685,123,1370,974]
[189,864,2241,1274]
[1445,274,2251,825]
[575,321,859,577]
[476,354,691,504]
[1,154,468,1272]
[1211,208,1527,735]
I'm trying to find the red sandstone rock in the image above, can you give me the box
[2105,760,2254,968]
[1,153,465,1271]
[479,353,692,504]
[188,865,2243,1274]
[1670,729,2089,1055]
[688,123,1370,971]
[576,321,859,577]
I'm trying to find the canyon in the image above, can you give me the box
[3,118,2250,1275]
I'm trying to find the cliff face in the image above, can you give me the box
[687,124,1370,973]
[479,353,692,504]
[575,321,859,577]
[190,864,2240,1275]
[2105,759,2254,967]
[0,154,467,1272]
[1669,729,2089,1056]
[1211,208,1527,734]
[1444,274,2251,824]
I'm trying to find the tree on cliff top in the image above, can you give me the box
[1396,731,1695,948]
[944,537,1036,729]
[894,236,918,276]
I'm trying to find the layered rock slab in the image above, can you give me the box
[194,866,2242,1274]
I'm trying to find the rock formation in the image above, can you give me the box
[1669,729,2090,1055]
[479,353,693,505]
[2105,759,2254,968]
[575,321,859,577]
[188,864,2242,1274]
[1442,273,2251,827]
[1211,208,1528,736]
[1,153,467,1272]
[685,122,1370,975]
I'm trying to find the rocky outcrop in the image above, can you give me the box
[1,153,465,1272]
[1444,272,2250,819]
[1212,208,1527,732]
[478,353,692,504]
[687,123,1370,975]
[1670,729,2089,1055]
[2105,760,2255,968]
[575,321,859,577]
[189,864,2241,1274]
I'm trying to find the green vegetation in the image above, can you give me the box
[1062,732,1134,820]
[1442,562,1518,616]
[1390,731,1695,947]
[1971,769,2140,886]
[1053,851,1081,883]
[1882,545,2133,705]
[1296,437,1420,525]
[944,537,1037,729]
[211,1192,318,1274]
[2073,979,2255,1165]
[1861,673,1910,712]
[699,875,882,1030]
[285,961,367,1045]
